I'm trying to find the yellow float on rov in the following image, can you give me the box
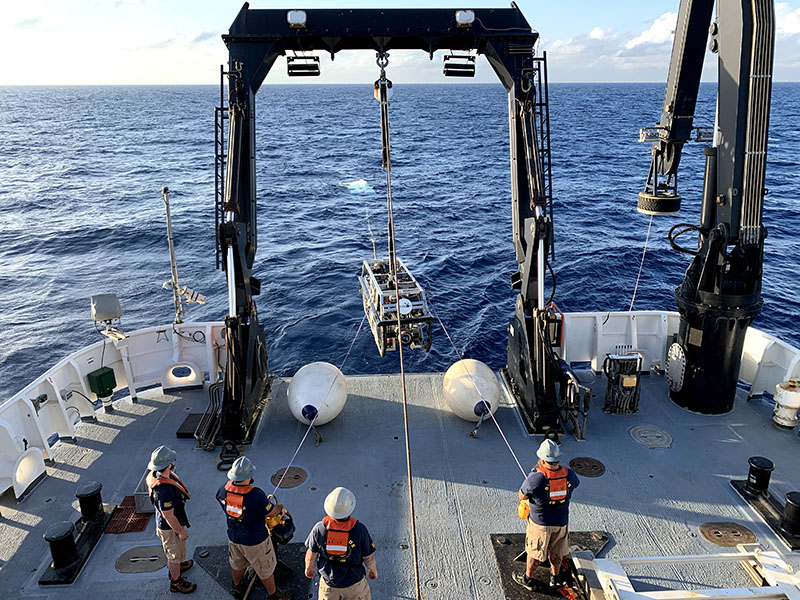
[358,258,432,357]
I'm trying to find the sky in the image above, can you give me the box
[1,0,799,85]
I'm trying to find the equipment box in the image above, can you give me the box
[134,469,155,514]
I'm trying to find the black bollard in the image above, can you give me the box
[781,492,800,536]
[745,456,774,497]
[44,521,78,569]
[75,481,104,522]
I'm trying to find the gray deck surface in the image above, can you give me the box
[2,370,799,599]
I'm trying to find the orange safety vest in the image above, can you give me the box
[223,481,254,520]
[146,471,190,501]
[536,464,569,505]
[322,516,357,557]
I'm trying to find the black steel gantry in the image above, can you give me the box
[640,0,775,413]
[214,3,560,443]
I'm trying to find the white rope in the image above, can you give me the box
[430,305,528,478]
[270,314,366,495]
[629,214,654,312]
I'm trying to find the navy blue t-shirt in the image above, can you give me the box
[520,466,580,526]
[150,476,190,530]
[305,520,375,588]
[216,483,274,546]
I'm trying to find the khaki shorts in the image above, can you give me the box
[319,576,371,600]
[228,537,277,580]
[156,527,186,564]
[525,520,569,562]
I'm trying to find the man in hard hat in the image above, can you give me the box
[304,487,377,599]
[216,456,292,600]
[146,445,196,594]
[513,439,580,592]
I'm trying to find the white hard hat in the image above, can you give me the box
[227,456,255,482]
[536,439,561,462]
[148,445,177,472]
[324,487,356,520]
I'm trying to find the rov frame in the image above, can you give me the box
[358,259,432,357]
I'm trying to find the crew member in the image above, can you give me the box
[305,487,377,600]
[514,439,580,592]
[146,445,196,594]
[216,456,292,600]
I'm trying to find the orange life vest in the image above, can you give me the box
[223,481,254,520]
[536,464,569,504]
[146,471,190,501]
[322,516,357,558]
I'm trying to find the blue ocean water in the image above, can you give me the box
[0,83,798,401]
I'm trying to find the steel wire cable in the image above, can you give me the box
[376,56,423,600]
[629,214,654,312]
[270,314,366,496]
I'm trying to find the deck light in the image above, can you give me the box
[287,10,307,29]
[443,54,476,77]
[455,10,475,28]
[287,55,320,77]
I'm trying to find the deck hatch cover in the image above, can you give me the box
[629,424,672,448]
[115,545,168,573]
[271,466,308,489]
[570,457,606,477]
[699,522,756,546]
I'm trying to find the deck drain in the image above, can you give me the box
[115,545,167,573]
[699,522,756,547]
[630,425,672,448]
[569,457,605,477]
[271,466,308,489]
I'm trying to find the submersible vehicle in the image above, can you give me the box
[2,2,800,600]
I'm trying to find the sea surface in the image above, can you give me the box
[0,83,798,401]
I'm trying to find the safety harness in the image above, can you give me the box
[536,464,569,505]
[146,471,190,502]
[322,516,358,562]
[222,481,253,520]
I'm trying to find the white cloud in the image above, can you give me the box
[776,2,800,36]
[589,27,605,40]
[625,12,677,49]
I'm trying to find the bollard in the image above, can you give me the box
[781,492,800,536]
[75,481,104,522]
[44,521,78,569]
[744,456,774,497]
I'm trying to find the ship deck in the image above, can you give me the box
[2,370,799,599]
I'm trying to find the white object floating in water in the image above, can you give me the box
[443,359,501,422]
[340,179,375,195]
[288,362,347,426]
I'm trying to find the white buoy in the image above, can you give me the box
[443,359,501,422]
[288,362,347,426]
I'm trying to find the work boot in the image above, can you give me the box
[230,580,247,599]
[512,571,538,592]
[268,589,293,600]
[170,576,197,594]
[554,568,571,586]
[549,574,559,589]
[180,559,194,573]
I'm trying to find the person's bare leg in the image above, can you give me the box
[169,561,181,580]
[526,556,541,579]
[259,574,277,596]
[231,568,246,586]
[549,552,562,576]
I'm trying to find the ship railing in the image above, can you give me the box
[557,310,800,399]
[0,321,226,499]
[2,312,798,499]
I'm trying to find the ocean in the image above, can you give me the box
[0,83,798,401]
